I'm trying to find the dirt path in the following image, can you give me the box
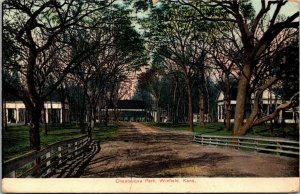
[81,122,298,177]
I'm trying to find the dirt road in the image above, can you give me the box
[81,122,298,177]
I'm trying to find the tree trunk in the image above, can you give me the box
[3,96,7,131]
[93,106,97,127]
[88,106,94,138]
[91,103,97,129]
[26,109,31,126]
[224,75,231,130]
[50,98,53,124]
[99,108,103,124]
[61,100,65,126]
[274,95,279,126]
[156,100,160,123]
[175,95,181,124]
[112,91,118,121]
[25,109,29,125]
[113,107,118,121]
[79,92,86,134]
[104,103,109,127]
[29,104,43,150]
[43,107,48,135]
[204,76,210,122]
[172,81,178,124]
[187,81,194,131]
[198,88,205,128]
[234,74,284,136]
[233,64,251,136]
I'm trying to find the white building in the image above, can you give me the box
[193,113,210,123]
[217,89,298,124]
[3,100,70,124]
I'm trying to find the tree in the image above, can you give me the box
[178,0,299,135]
[208,22,240,130]
[69,4,147,130]
[164,70,187,124]
[272,37,299,100]
[3,0,115,150]
[141,2,211,130]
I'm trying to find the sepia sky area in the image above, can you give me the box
[252,0,299,16]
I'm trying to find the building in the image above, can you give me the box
[105,100,153,122]
[217,89,298,124]
[193,113,210,123]
[3,100,70,124]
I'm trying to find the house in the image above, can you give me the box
[217,89,298,124]
[3,100,70,124]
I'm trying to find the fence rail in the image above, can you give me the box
[3,135,90,178]
[193,134,299,157]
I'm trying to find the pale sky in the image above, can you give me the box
[252,0,299,16]
[150,0,299,16]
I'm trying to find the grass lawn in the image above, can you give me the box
[3,123,119,161]
[92,123,119,141]
[250,123,299,140]
[145,122,299,140]
[147,122,232,135]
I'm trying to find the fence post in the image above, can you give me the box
[75,142,78,155]
[33,158,41,176]
[58,146,62,164]
[46,152,51,174]
[201,136,204,145]
[68,143,71,158]
[276,142,281,156]
[237,138,240,150]
[254,140,258,153]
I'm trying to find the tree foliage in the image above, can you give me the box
[3,0,146,150]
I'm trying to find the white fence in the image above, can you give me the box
[3,135,90,178]
[193,134,299,157]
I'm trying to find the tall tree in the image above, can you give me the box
[179,0,299,135]
[3,0,115,150]
[208,22,240,130]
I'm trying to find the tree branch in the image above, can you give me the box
[253,92,299,125]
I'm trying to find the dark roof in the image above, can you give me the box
[108,100,147,109]
[218,87,238,101]
[4,90,66,102]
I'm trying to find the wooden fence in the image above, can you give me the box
[3,135,91,178]
[193,134,299,157]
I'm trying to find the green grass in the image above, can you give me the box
[194,123,233,136]
[2,124,84,161]
[146,122,231,135]
[92,123,119,141]
[145,122,299,139]
[2,123,120,161]
[250,123,299,140]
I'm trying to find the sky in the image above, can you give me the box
[150,0,299,16]
[252,0,299,16]
[131,0,299,31]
